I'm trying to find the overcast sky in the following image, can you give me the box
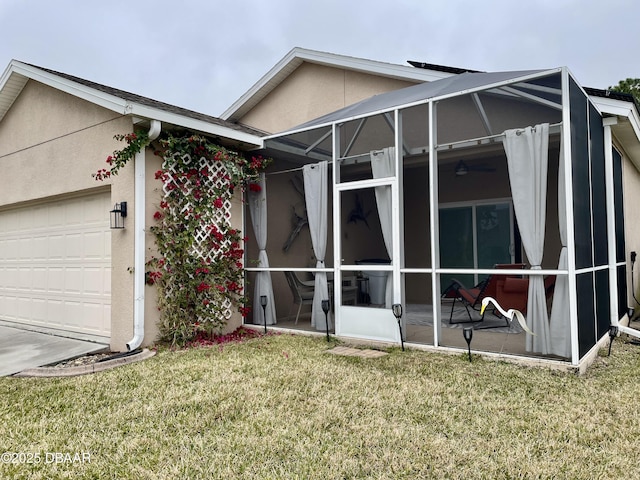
[1,0,638,118]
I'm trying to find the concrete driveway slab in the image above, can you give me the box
[0,326,107,377]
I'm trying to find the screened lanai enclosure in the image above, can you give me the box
[243,68,629,367]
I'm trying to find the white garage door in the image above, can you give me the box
[0,192,111,339]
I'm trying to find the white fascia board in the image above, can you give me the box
[220,47,454,121]
[9,61,129,114]
[591,96,640,141]
[292,48,453,82]
[129,103,263,147]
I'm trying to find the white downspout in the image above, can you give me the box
[127,119,161,351]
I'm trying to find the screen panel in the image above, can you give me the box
[595,269,610,339]
[618,264,628,319]
[576,272,596,358]
[589,103,607,266]
[570,78,593,269]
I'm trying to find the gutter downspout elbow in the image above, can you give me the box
[126,119,161,351]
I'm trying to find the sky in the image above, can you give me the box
[1,0,638,118]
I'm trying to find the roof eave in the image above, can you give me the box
[0,60,263,148]
[129,103,263,147]
[1,61,129,120]
[591,95,640,142]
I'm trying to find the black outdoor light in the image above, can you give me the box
[321,299,330,342]
[110,202,127,229]
[392,303,404,351]
[463,327,473,362]
[260,295,268,334]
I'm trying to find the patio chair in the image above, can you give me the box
[284,271,315,324]
[441,264,525,324]
[495,274,557,314]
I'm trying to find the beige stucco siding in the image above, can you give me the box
[0,80,137,351]
[622,147,640,307]
[239,63,415,134]
[0,81,132,205]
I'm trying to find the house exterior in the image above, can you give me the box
[227,48,640,371]
[2,49,639,371]
[0,60,262,352]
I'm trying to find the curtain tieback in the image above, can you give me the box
[531,265,542,270]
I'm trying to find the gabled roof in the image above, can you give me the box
[0,60,263,147]
[220,47,456,122]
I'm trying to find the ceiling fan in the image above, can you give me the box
[454,159,496,176]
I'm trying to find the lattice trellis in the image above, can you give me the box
[161,153,233,320]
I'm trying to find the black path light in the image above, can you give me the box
[463,327,473,362]
[260,295,268,334]
[608,325,619,357]
[392,303,404,351]
[321,299,330,342]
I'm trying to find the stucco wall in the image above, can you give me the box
[622,148,640,308]
[239,63,415,134]
[0,80,136,352]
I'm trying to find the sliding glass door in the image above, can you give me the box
[439,201,514,291]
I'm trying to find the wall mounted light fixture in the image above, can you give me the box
[110,202,127,229]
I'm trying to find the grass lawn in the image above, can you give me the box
[1,332,640,479]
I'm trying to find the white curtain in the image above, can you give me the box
[549,139,571,357]
[370,147,394,308]
[303,161,331,330]
[248,173,276,325]
[503,124,551,354]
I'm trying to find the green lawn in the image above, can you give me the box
[1,332,640,479]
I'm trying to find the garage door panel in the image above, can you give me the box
[32,236,48,260]
[17,297,32,321]
[84,231,109,259]
[18,267,32,290]
[32,299,47,322]
[4,239,18,260]
[65,267,83,294]
[104,268,111,296]
[0,192,111,338]
[48,203,66,227]
[1,296,18,319]
[65,234,83,260]
[33,268,47,291]
[84,268,105,295]
[49,235,65,259]
[48,268,65,292]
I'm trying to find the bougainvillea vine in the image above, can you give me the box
[96,131,270,346]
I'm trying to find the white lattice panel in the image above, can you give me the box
[161,153,233,320]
